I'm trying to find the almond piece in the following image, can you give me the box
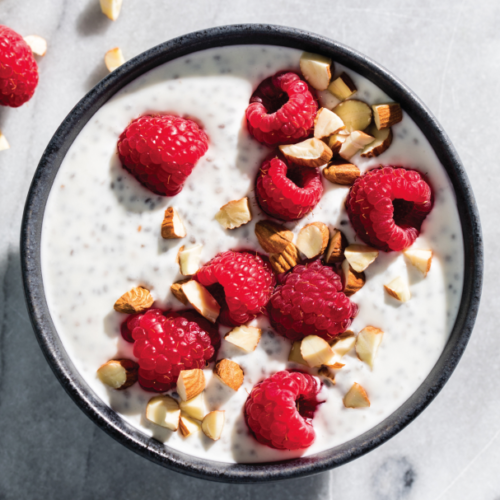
[170,278,191,305]
[146,395,180,430]
[339,131,375,160]
[177,369,206,401]
[114,286,154,314]
[328,72,357,100]
[360,125,393,157]
[255,220,293,254]
[372,103,402,130]
[97,359,138,390]
[343,383,370,408]
[299,52,332,90]
[324,229,348,264]
[288,341,309,366]
[214,359,244,391]
[181,280,220,323]
[301,335,335,367]
[404,249,433,277]
[178,243,203,276]
[161,207,186,239]
[215,197,252,229]
[225,325,262,352]
[318,366,336,384]
[179,393,208,421]
[23,35,47,56]
[384,276,411,302]
[100,0,123,20]
[317,90,341,110]
[269,244,301,274]
[296,222,329,259]
[313,108,345,139]
[344,244,379,272]
[322,159,360,185]
[104,47,125,72]
[179,413,202,437]
[341,259,366,296]
[0,131,10,151]
[202,411,225,440]
[333,99,373,132]
[331,330,356,356]
[355,326,384,368]
[327,134,346,155]
[279,138,333,168]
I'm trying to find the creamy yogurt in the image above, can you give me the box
[40,45,464,464]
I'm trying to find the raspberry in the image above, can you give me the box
[246,71,318,146]
[267,260,357,342]
[345,166,433,252]
[120,308,220,392]
[195,250,276,326]
[117,114,209,196]
[255,154,323,221]
[244,370,321,450]
[0,25,39,107]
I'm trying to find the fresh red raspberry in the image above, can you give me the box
[244,370,321,450]
[0,25,39,107]
[255,154,323,221]
[246,71,318,146]
[117,114,209,196]
[195,250,276,326]
[345,166,433,252]
[268,260,357,342]
[120,308,220,392]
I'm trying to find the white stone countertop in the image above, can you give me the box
[0,1,497,498]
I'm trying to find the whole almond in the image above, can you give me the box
[214,359,244,391]
[323,159,360,186]
[255,220,293,254]
[269,243,300,273]
[114,286,154,314]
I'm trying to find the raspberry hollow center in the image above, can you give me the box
[392,198,415,227]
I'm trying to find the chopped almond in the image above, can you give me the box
[339,131,374,160]
[177,244,203,276]
[313,108,345,139]
[324,228,348,264]
[344,244,379,272]
[318,366,336,384]
[180,280,220,323]
[179,393,208,421]
[355,326,384,368]
[114,286,154,314]
[384,276,411,302]
[331,331,356,356]
[97,359,138,390]
[269,245,301,274]
[404,249,433,276]
[146,396,180,430]
[161,207,186,239]
[100,0,123,20]
[0,131,10,151]
[299,52,332,90]
[202,411,225,440]
[225,325,262,352]
[170,278,191,305]
[301,335,335,367]
[327,134,346,155]
[372,103,402,130]
[341,259,366,296]
[177,369,206,401]
[317,90,341,110]
[215,197,252,229]
[360,125,393,157]
[23,35,47,56]
[214,359,244,391]
[328,72,357,100]
[343,383,370,408]
[279,138,332,168]
[333,99,372,132]
[288,341,308,366]
[296,222,329,259]
[179,413,202,437]
[104,47,125,72]
[322,159,360,185]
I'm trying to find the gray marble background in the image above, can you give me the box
[0,0,497,498]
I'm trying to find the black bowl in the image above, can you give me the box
[21,24,483,483]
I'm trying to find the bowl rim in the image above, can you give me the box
[20,23,483,483]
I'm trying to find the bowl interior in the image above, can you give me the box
[21,24,483,483]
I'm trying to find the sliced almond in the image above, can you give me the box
[23,35,47,56]
[344,244,379,272]
[215,197,252,230]
[327,134,346,155]
[322,159,360,185]
[372,103,402,130]
[301,335,335,368]
[255,220,293,254]
[327,72,357,100]
[333,99,372,132]
[341,259,366,296]
[170,278,191,305]
[269,244,301,274]
[100,0,123,20]
[343,382,370,408]
[318,366,336,384]
[299,52,332,90]
[146,395,180,430]
[317,90,341,110]
[404,249,433,277]
[295,222,329,259]
[288,341,309,366]
[161,207,186,239]
[177,369,206,401]
[313,108,345,139]
[0,131,10,151]
[214,359,244,391]
[360,125,393,157]
[324,229,348,264]
[178,243,203,276]
[104,47,125,72]
[279,138,333,168]
[179,413,202,437]
[202,411,225,441]
[181,280,220,323]
[355,326,384,368]
[225,325,262,352]
[114,286,154,314]
[339,131,374,160]
[96,359,138,390]
[384,276,411,302]
[331,330,356,357]
[179,393,208,421]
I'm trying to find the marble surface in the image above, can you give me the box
[0,0,497,498]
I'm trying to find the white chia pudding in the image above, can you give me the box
[40,45,464,463]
